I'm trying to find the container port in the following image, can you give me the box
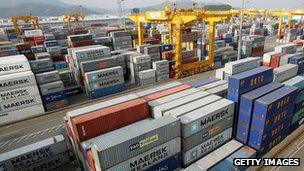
[0,0,304,170]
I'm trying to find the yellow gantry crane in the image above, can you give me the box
[12,16,40,35]
[129,6,232,78]
[62,13,85,29]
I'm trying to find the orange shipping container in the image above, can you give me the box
[71,98,149,142]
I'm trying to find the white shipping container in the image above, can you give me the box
[35,70,60,85]
[73,46,111,61]
[185,140,243,170]
[274,64,299,83]
[135,82,182,97]
[0,55,30,76]
[24,29,43,37]
[138,69,155,79]
[0,95,42,113]
[133,55,151,64]
[274,44,297,54]
[0,104,45,126]
[180,98,234,138]
[148,88,199,110]
[164,95,222,118]
[156,74,170,82]
[182,127,233,166]
[85,66,124,84]
[152,91,210,118]
[224,57,261,75]
[263,51,280,63]
[215,68,225,80]
[198,80,227,91]
[0,135,68,170]
[0,71,36,92]
[206,83,228,98]
[0,85,40,103]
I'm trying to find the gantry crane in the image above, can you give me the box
[129,6,232,78]
[62,13,85,29]
[11,16,39,35]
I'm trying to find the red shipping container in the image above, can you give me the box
[71,98,149,142]
[142,84,190,102]
[262,62,270,67]
[162,51,174,60]
[34,36,45,42]
[52,55,64,62]
[182,57,199,64]
[252,46,264,57]
[24,53,35,60]
[70,40,95,48]
[16,43,31,50]
[145,39,160,45]
[270,54,282,68]
[23,37,35,42]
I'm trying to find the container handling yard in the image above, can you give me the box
[0,0,304,170]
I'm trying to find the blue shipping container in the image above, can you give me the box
[45,99,68,111]
[44,40,59,47]
[289,56,304,74]
[236,82,283,144]
[210,146,257,171]
[159,44,173,52]
[188,77,219,88]
[54,61,67,70]
[42,90,67,104]
[146,153,181,171]
[88,84,124,99]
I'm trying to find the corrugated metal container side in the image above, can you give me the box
[66,94,139,119]
[80,57,125,74]
[87,84,124,99]
[250,85,298,131]
[145,153,181,171]
[209,146,256,171]
[180,98,234,138]
[187,77,219,88]
[182,128,233,167]
[19,152,71,171]
[0,135,68,170]
[283,75,304,91]
[273,64,298,83]
[39,81,65,96]
[224,57,261,75]
[89,115,180,170]
[182,117,233,152]
[0,71,37,91]
[184,140,243,171]
[228,66,273,103]
[135,82,182,97]
[85,76,125,91]
[42,91,67,104]
[0,55,31,76]
[148,88,199,110]
[0,85,40,103]
[236,82,283,144]
[152,90,210,118]
[71,98,149,142]
[249,117,292,150]
[29,58,54,71]
[198,80,227,91]
[84,66,123,83]
[165,95,222,118]
[0,95,42,113]
[0,104,45,126]
[105,137,181,171]
[35,70,60,85]
[206,83,228,98]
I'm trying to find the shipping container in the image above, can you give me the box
[105,137,181,171]
[156,74,170,82]
[198,80,227,91]
[87,84,124,99]
[85,66,124,84]
[35,70,61,85]
[182,117,233,152]
[135,82,182,97]
[0,71,37,91]
[42,91,67,104]
[182,127,233,167]
[45,99,68,111]
[185,140,243,171]
[148,88,199,110]
[85,76,125,91]
[152,90,210,118]
[180,98,234,138]
[0,95,42,113]
[0,55,31,76]
[88,115,180,170]
[187,77,219,88]
[145,153,181,171]
[280,54,296,66]
[80,56,125,73]
[0,85,40,103]
[0,135,68,170]
[39,81,65,96]
[236,82,283,144]
[224,57,261,75]
[206,83,228,98]
[71,97,149,142]
[274,64,298,83]
[29,58,54,72]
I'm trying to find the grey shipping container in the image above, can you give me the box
[152,91,210,118]
[180,98,234,138]
[164,95,222,118]
[0,95,42,113]
[182,127,233,166]
[206,83,228,98]
[0,135,68,170]
[156,74,170,82]
[35,70,60,85]
[182,117,233,152]
[105,137,181,171]
[85,66,123,84]
[39,81,65,96]
[89,115,180,170]
[148,88,199,110]
[274,64,298,83]
[0,71,37,91]
[135,82,182,97]
[85,76,124,91]
[30,58,54,71]
[0,85,40,103]
[185,140,243,170]
[198,80,227,91]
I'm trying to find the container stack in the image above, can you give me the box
[130,54,152,85]
[283,29,297,43]
[273,64,298,83]
[111,31,133,50]
[289,54,304,74]
[67,34,95,48]
[138,69,156,86]
[36,70,68,111]
[0,55,44,126]
[29,58,54,74]
[274,43,297,54]
[44,40,62,58]
[243,35,265,57]
[84,66,125,99]
[93,37,113,50]
[241,39,253,59]
[262,51,283,68]
[153,60,170,82]
[0,44,18,57]
[0,135,73,171]
[144,44,161,63]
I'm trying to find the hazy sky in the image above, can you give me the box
[61,0,303,10]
